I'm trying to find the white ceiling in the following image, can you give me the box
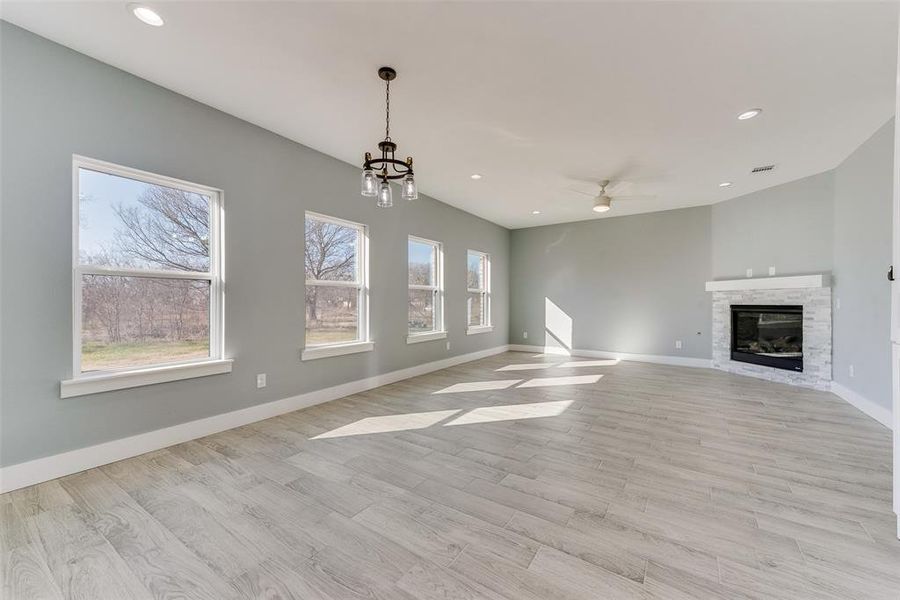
[2,1,897,228]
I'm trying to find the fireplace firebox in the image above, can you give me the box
[730,305,803,372]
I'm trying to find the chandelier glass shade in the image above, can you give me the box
[361,67,417,205]
[377,180,393,208]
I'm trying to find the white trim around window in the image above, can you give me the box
[407,330,448,344]
[407,235,446,344]
[61,359,233,398]
[301,341,374,361]
[466,325,494,335]
[67,155,227,398]
[303,212,371,360]
[466,249,492,333]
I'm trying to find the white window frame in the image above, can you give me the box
[302,211,372,360]
[467,250,493,335]
[407,235,446,344]
[61,155,230,399]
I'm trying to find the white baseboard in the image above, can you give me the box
[830,381,893,430]
[508,344,713,369]
[0,345,510,493]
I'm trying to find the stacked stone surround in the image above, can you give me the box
[711,287,832,390]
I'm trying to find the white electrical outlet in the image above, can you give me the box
[256,373,267,389]
[523,331,528,339]
[745,268,753,278]
[849,365,855,378]
[675,340,682,349]
[768,266,776,276]
[446,341,451,350]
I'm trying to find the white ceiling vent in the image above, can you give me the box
[750,164,776,173]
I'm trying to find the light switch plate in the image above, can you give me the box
[675,340,683,349]
[256,373,266,389]
[746,268,753,278]
[768,266,776,276]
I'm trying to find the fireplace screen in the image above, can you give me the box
[730,305,803,372]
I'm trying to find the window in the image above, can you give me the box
[62,156,229,398]
[467,250,492,334]
[408,236,445,343]
[303,212,370,360]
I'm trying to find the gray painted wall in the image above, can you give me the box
[711,172,834,280]
[0,23,509,467]
[509,126,893,416]
[833,119,894,411]
[509,207,713,359]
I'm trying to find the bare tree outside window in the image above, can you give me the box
[305,216,363,345]
[113,186,210,272]
[408,238,441,335]
[77,166,217,372]
[467,251,490,328]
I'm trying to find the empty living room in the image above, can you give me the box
[2,2,900,598]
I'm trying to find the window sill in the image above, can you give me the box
[407,331,448,344]
[60,359,233,399]
[302,341,374,361]
[466,325,494,336]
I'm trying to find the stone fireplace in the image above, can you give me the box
[707,275,831,390]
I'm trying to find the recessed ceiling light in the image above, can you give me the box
[737,108,762,120]
[531,210,541,215]
[129,4,164,27]
[470,174,482,180]
[719,181,732,187]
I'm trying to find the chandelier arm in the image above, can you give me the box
[363,156,412,181]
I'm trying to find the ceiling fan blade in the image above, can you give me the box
[565,184,598,197]
[611,194,655,201]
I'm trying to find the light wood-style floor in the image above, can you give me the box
[3,352,898,599]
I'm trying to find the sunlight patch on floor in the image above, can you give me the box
[311,409,461,439]
[495,362,557,372]
[497,359,620,371]
[559,359,620,368]
[444,400,574,426]
[517,374,602,388]
[433,379,522,394]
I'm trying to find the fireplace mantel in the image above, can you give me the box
[705,274,829,292]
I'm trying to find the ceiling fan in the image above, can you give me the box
[569,179,654,213]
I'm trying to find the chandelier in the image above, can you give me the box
[360,67,417,207]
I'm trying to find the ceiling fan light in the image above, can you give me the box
[593,195,611,213]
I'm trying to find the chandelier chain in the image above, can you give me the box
[384,78,391,142]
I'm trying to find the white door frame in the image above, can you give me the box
[891,15,900,539]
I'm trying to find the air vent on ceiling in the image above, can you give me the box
[751,164,776,173]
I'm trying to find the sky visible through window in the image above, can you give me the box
[468,252,483,288]
[79,169,150,258]
[77,166,213,372]
[409,239,435,285]
[79,168,210,271]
